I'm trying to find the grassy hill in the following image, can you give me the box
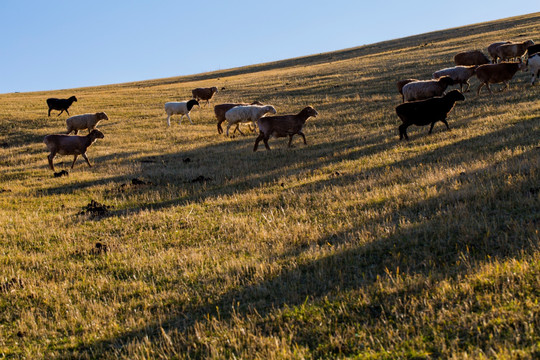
[0,12,539,359]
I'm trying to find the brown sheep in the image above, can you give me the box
[475,62,526,95]
[192,87,218,106]
[43,129,104,171]
[487,41,511,63]
[454,50,490,66]
[495,40,535,62]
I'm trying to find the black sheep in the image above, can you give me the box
[395,89,465,140]
[46,96,77,116]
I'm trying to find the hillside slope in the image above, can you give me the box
[0,13,539,359]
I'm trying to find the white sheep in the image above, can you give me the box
[525,53,540,85]
[66,112,108,134]
[224,105,277,136]
[164,99,200,126]
[432,66,476,92]
[402,76,454,102]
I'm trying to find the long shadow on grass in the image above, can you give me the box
[64,146,539,357]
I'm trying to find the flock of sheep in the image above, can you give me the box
[395,39,538,140]
[41,39,539,173]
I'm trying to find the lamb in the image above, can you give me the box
[164,99,200,126]
[475,62,526,95]
[66,112,109,134]
[432,66,476,92]
[454,50,490,66]
[401,76,454,102]
[395,90,465,140]
[253,106,318,151]
[396,79,418,102]
[214,101,263,134]
[487,41,511,63]
[525,53,540,85]
[43,129,104,171]
[224,105,276,137]
[191,87,218,106]
[495,40,534,63]
[46,96,77,117]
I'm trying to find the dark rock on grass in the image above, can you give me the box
[190,175,212,183]
[183,157,191,163]
[90,242,109,255]
[53,170,69,177]
[79,200,112,216]
[131,177,152,185]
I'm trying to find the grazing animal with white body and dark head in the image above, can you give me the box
[164,99,200,126]
[214,101,263,134]
[253,106,318,151]
[395,90,465,140]
[525,53,540,85]
[475,62,527,95]
[495,40,534,63]
[46,96,77,117]
[192,87,218,106]
[224,104,276,137]
[43,129,104,171]
[432,66,476,92]
[402,76,454,102]
[454,50,490,66]
[487,41,511,63]
[66,112,109,134]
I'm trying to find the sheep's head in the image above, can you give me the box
[524,40,535,48]
[97,112,109,121]
[70,96,78,102]
[301,106,319,119]
[446,90,465,102]
[438,76,454,87]
[187,99,200,111]
[264,106,277,115]
[89,129,105,140]
[211,86,218,94]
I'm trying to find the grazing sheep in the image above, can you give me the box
[164,99,200,126]
[402,76,454,102]
[46,96,77,117]
[395,90,465,140]
[525,53,540,85]
[43,129,104,171]
[253,106,318,151]
[192,87,218,106]
[432,66,476,92]
[454,50,490,66]
[224,105,276,137]
[526,44,540,57]
[66,112,109,134]
[396,79,418,102]
[214,101,263,134]
[487,41,511,63]
[475,62,526,95]
[495,40,535,62]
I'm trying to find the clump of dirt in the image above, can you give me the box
[90,242,109,255]
[190,175,212,183]
[79,200,112,216]
[54,170,69,177]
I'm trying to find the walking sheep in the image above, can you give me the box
[395,90,465,140]
[525,53,540,85]
[215,101,263,134]
[432,66,476,92]
[192,87,218,106]
[475,62,526,95]
[402,76,454,102]
[44,129,105,171]
[66,112,109,134]
[46,96,77,117]
[454,50,490,66]
[224,105,276,136]
[495,40,534,63]
[164,99,200,126]
[253,106,318,151]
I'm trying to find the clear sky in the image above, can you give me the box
[0,1,538,94]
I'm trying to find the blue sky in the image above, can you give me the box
[0,1,538,94]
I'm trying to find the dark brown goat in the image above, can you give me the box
[475,62,526,95]
[395,90,465,140]
[253,106,318,151]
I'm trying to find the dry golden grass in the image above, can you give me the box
[0,13,539,359]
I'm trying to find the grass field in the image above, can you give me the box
[0,13,539,359]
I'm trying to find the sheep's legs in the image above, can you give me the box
[398,124,409,140]
[299,131,307,145]
[235,124,245,136]
[428,122,436,134]
[442,119,450,130]
[48,108,52,117]
[71,155,78,169]
[253,134,263,151]
[263,136,271,150]
[167,115,171,127]
[57,110,64,116]
[288,135,295,147]
[186,113,193,125]
[82,153,92,168]
[47,152,56,171]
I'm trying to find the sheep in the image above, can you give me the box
[395,90,465,140]
[224,105,276,137]
[164,99,200,126]
[396,79,418,102]
[475,62,526,95]
[192,87,218,106]
[253,106,318,151]
[214,101,263,134]
[432,66,476,92]
[43,129,104,171]
[66,112,109,134]
[525,53,540,85]
[487,41,511,63]
[46,96,77,117]
[526,44,540,57]
[401,76,454,102]
[454,50,490,66]
[495,40,535,63]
